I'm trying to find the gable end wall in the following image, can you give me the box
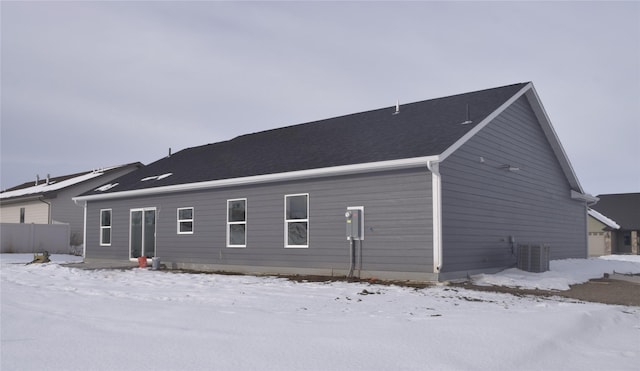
[439,96,587,276]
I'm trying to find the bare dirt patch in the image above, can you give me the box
[452,277,640,307]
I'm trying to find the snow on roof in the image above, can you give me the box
[1,171,109,199]
[588,208,620,229]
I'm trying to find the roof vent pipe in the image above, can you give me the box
[393,100,400,115]
[461,104,472,125]
[35,175,40,186]
[168,147,172,157]
[46,174,50,185]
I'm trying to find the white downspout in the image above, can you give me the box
[427,160,443,275]
[82,201,87,258]
[38,197,52,224]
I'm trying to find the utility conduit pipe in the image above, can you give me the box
[347,237,355,278]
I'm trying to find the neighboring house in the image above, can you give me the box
[1,163,143,246]
[74,82,595,281]
[587,208,620,257]
[590,193,640,255]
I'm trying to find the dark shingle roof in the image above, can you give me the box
[91,83,528,194]
[3,171,91,193]
[591,193,640,230]
[1,163,143,201]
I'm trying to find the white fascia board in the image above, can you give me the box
[524,85,584,193]
[438,82,586,195]
[571,190,599,204]
[0,194,45,205]
[1,171,105,200]
[73,155,440,202]
[439,83,532,162]
[588,208,620,230]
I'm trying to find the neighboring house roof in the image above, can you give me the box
[588,208,620,230]
[0,163,143,202]
[76,82,587,201]
[591,193,640,230]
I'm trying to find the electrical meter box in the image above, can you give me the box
[345,207,364,240]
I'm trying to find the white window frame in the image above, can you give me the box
[177,207,194,235]
[284,193,309,248]
[227,198,247,248]
[100,209,112,246]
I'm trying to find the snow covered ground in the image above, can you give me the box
[1,254,639,371]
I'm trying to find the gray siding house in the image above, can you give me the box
[74,83,594,281]
[1,163,142,246]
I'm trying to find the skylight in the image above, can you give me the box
[141,173,173,182]
[95,183,119,192]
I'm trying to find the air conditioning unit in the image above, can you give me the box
[517,244,550,273]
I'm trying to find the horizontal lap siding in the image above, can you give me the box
[86,168,433,274]
[440,96,586,274]
[85,200,133,260]
[0,201,48,224]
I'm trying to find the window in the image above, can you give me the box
[285,194,308,248]
[177,207,194,234]
[100,209,112,246]
[19,208,25,223]
[227,199,246,247]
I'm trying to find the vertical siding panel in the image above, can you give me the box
[440,96,586,275]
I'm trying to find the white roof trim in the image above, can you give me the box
[588,208,620,229]
[524,85,584,193]
[439,83,532,161]
[73,155,440,202]
[439,82,585,194]
[571,190,599,204]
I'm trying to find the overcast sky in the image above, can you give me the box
[1,1,639,196]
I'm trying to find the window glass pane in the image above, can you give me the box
[228,200,246,222]
[287,222,308,245]
[286,195,307,219]
[179,221,193,233]
[178,208,193,220]
[143,210,156,258]
[101,210,111,227]
[130,211,142,258]
[229,224,246,245]
[101,228,111,244]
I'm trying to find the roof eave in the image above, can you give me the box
[73,155,440,202]
[524,85,584,193]
[571,190,599,205]
[0,193,47,204]
[587,208,620,230]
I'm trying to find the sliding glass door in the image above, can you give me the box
[130,208,156,259]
